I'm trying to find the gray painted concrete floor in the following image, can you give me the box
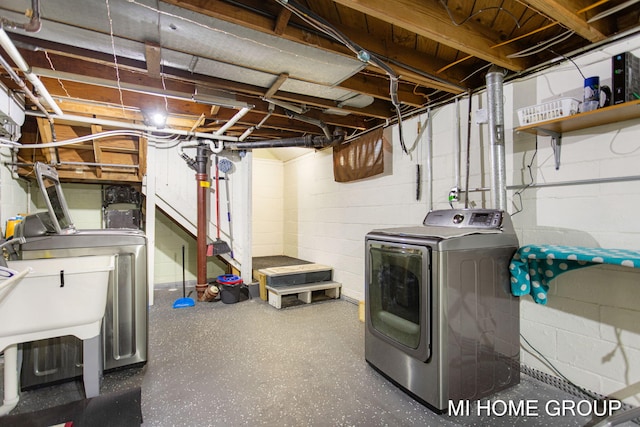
[5,288,635,426]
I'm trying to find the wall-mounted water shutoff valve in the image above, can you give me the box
[448,187,460,203]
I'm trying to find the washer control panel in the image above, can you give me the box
[423,209,503,229]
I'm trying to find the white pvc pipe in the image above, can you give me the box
[0,344,19,416]
[0,265,31,416]
[0,28,63,117]
[214,107,251,135]
[25,111,241,142]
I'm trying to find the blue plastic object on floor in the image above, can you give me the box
[173,245,195,309]
[172,297,195,309]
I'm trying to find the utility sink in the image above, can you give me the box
[0,255,115,414]
[0,255,115,350]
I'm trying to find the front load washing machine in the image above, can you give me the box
[365,209,520,413]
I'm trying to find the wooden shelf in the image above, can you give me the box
[516,99,640,135]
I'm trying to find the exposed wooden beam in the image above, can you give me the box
[138,136,146,181]
[16,45,384,128]
[330,0,529,71]
[161,0,470,92]
[274,8,292,35]
[311,17,469,93]
[36,118,57,164]
[519,0,609,42]
[264,73,290,99]
[144,41,162,78]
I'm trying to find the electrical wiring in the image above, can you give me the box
[511,136,537,216]
[520,332,601,400]
[439,0,521,29]
[43,50,71,98]
[105,0,127,117]
[548,49,586,80]
[0,130,186,150]
[507,30,575,58]
[459,62,493,83]
[274,0,409,154]
[0,138,21,147]
[1,130,143,149]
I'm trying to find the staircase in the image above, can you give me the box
[144,143,244,274]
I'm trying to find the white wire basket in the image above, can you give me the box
[517,97,580,126]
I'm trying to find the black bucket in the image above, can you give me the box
[217,274,243,304]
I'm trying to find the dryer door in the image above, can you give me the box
[366,240,431,361]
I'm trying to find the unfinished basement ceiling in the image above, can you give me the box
[1,0,639,179]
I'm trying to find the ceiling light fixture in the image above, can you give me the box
[144,110,167,128]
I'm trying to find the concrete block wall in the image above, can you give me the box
[277,36,640,404]
[252,157,284,257]
[0,173,214,286]
[0,149,32,233]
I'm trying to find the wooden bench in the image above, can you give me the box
[266,281,342,309]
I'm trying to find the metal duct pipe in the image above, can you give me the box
[225,134,343,150]
[486,66,507,211]
[195,144,210,299]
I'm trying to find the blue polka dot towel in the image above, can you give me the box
[510,245,640,304]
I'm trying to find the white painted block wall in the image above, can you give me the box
[252,157,284,257]
[0,149,32,230]
[276,37,640,404]
[0,171,210,286]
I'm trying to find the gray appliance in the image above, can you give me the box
[13,163,148,388]
[365,208,520,413]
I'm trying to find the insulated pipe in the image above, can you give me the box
[486,66,507,211]
[0,26,63,117]
[195,144,209,299]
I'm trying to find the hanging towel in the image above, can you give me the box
[509,244,640,304]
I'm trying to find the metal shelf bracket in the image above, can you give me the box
[538,128,562,170]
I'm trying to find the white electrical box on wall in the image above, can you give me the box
[474,108,488,124]
[0,81,25,141]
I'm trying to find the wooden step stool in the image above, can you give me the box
[257,263,333,301]
[266,281,342,309]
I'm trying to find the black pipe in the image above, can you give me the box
[225,134,343,150]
